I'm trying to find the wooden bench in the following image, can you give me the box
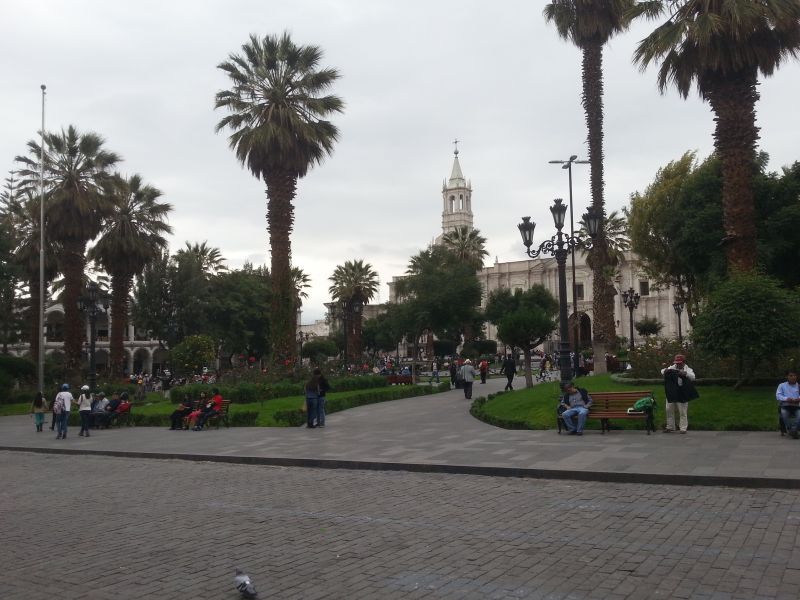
[558,390,656,434]
[205,399,231,429]
[386,374,413,385]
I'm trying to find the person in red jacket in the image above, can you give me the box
[478,359,489,384]
[194,388,223,430]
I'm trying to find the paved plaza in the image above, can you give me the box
[3,378,800,599]
[2,451,800,600]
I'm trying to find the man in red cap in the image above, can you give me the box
[661,354,697,433]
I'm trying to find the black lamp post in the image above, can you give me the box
[673,302,684,343]
[77,281,109,391]
[549,155,589,373]
[621,287,641,351]
[519,199,601,387]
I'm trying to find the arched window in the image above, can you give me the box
[449,195,455,212]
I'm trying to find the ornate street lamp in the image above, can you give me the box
[77,281,109,391]
[673,301,684,343]
[519,199,601,386]
[622,287,641,351]
[549,155,589,372]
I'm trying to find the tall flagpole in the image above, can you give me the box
[38,84,46,394]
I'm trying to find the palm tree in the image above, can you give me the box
[631,0,800,272]
[215,32,344,366]
[4,191,58,361]
[329,260,379,363]
[291,266,311,306]
[90,174,172,376]
[16,126,121,375]
[441,226,489,270]
[578,209,630,267]
[175,241,227,278]
[544,0,635,371]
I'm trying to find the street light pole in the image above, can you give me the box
[621,287,641,352]
[519,200,601,387]
[673,302,684,343]
[549,156,589,374]
[77,282,108,391]
[38,84,46,395]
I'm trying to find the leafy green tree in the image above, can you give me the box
[441,226,489,270]
[394,246,483,364]
[131,250,172,344]
[634,316,663,338]
[757,162,800,288]
[206,268,271,365]
[16,126,121,375]
[692,273,800,386]
[628,152,726,322]
[215,32,344,367]
[544,0,636,370]
[632,0,800,272]
[301,338,337,364]
[90,174,172,375]
[329,259,380,362]
[486,286,559,388]
[169,334,216,376]
[362,312,398,356]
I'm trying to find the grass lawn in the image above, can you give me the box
[476,373,780,431]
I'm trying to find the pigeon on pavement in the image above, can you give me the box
[234,568,258,599]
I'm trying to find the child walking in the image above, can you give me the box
[30,392,48,432]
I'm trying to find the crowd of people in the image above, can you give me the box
[33,383,133,439]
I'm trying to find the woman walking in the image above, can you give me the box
[30,392,48,432]
[76,385,93,437]
[305,372,320,428]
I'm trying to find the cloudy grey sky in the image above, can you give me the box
[3,1,798,322]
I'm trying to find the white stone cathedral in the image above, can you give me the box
[390,146,691,352]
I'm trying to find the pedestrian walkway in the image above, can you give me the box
[2,375,797,488]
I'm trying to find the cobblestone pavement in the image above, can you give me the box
[3,452,800,600]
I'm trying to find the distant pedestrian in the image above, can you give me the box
[76,385,93,437]
[459,359,476,400]
[431,360,440,384]
[449,362,458,389]
[305,372,320,428]
[479,359,489,384]
[53,383,73,440]
[30,392,48,432]
[314,368,331,427]
[501,356,516,391]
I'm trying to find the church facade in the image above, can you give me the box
[390,147,691,352]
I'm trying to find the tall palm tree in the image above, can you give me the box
[291,266,311,306]
[175,241,227,278]
[215,32,344,366]
[578,209,630,266]
[544,0,635,371]
[329,260,379,363]
[631,0,800,272]
[4,191,58,361]
[90,174,172,376]
[16,126,121,375]
[441,226,489,271]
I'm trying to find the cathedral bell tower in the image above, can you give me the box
[441,140,473,235]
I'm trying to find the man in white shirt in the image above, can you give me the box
[52,383,74,440]
[776,369,800,439]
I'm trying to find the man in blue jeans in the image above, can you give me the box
[559,381,592,435]
[776,369,800,439]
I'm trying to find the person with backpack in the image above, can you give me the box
[559,381,593,435]
[478,359,489,384]
[52,383,73,440]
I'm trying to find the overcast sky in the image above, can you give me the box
[3,1,798,322]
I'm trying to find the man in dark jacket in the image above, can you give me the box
[501,356,516,391]
[661,354,698,433]
[559,381,592,435]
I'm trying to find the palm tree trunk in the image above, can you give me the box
[110,273,131,377]
[264,171,297,371]
[353,312,363,364]
[705,72,759,272]
[61,238,87,378]
[582,41,614,373]
[28,276,41,361]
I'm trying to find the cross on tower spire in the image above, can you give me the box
[453,138,459,156]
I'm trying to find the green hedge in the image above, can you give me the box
[470,392,534,430]
[274,381,451,426]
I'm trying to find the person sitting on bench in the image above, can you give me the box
[559,381,592,436]
[193,388,223,430]
[777,369,800,439]
[170,394,195,430]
